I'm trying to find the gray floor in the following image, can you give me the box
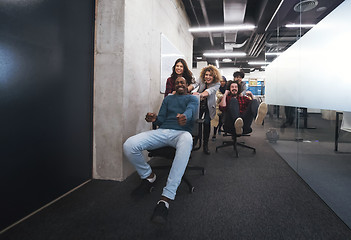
[3,119,351,239]
[262,113,351,228]
[2,113,351,239]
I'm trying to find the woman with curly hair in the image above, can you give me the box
[190,65,221,154]
[164,58,195,97]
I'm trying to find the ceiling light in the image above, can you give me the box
[203,52,246,58]
[294,0,318,13]
[189,24,255,33]
[248,61,270,65]
[215,60,219,69]
[316,6,327,12]
[285,24,315,28]
[196,57,203,60]
[222,58,232,62]
[265,0,284,32]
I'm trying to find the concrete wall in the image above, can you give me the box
[94,0,193,181]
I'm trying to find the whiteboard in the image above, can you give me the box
[160,33,185,93]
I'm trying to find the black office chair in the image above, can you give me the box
[216,132,256,158]
[215,114,256,158]
[147,95,205,193]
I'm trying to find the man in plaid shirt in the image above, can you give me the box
[219,80,267,135]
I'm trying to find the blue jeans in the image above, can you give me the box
[123,128,193,200]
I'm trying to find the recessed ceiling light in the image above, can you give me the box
[203,52,246,57]
[294,0,319,13]
[222,58,232,62]
[196,57,203,60]
[316,6,327,12]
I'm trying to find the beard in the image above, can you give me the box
[229,91,238,97]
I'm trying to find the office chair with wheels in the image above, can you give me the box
[147,95,205,193]
[215,131,256,158]
[215,97,267,158]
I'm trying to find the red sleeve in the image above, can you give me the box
[219,95,231,112]
[164,77,174,98]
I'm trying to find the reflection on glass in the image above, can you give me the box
[263,0,351,228]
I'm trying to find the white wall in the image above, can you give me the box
[265,0,351,112]
[94,0,193,180]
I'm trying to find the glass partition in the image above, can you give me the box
[263,0,351,228]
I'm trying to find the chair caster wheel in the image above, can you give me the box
[202,169,206,175]
[190,187,195,193]
[149,186,154,193]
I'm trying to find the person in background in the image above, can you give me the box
[164,58,194,97]
[280,106,296,128]
[233,70,251,97]
[211,76,227,141]
[190,65,221,155]
[124,77,198,224]
[219,80,267,136]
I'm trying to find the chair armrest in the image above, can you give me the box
[196,119,205,124]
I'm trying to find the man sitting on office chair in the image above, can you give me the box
[123,77,198,224]
[219,80,267,135]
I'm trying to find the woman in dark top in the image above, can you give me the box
[212,76,227,141]
[164,58,194,97]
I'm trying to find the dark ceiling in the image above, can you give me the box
[180,0,344,69]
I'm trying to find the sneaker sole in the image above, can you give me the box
[234,118,243,135]
[255,102,268,125]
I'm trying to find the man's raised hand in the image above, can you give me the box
[145,112,157,122]
[176,113,187,126]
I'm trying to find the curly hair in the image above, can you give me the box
[199,65,222,84]
[171,58,194,85]
[226,80,242,96]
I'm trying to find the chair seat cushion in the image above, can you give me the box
[148,146,176,159]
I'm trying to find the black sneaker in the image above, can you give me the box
[151,201,168,224]
[131,179,154,197]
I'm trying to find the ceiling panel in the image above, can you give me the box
[181,0,344,70]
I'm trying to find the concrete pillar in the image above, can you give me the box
[94,0,193,181]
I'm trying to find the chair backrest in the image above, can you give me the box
[191,94,201,137]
